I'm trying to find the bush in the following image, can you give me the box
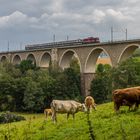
[0,112,25,123]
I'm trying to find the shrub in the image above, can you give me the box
[0,112,25,123]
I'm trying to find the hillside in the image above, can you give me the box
[0,102,140,140]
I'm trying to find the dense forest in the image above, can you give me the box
[0,58,81,112]
[0,54,140,113]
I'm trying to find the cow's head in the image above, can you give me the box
[78,104,87,112]
[113,90,124,102]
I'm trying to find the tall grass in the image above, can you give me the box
[0,102,140,140]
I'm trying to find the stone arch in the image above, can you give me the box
[40,52,51,68]
[85,47,112,73]
[1,56,7,62]
[59,49,81,71]
[118,44,139,63]
[26,53,36,64]
[12,55,21,65]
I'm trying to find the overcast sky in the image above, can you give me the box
[0,0,140,51]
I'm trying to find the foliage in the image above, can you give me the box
[1,56,140,112]
[23,79,44,112]
[112,58,140,89]
[17,59,38,74]
[90,64,112,103]
[91,57,140,103]
[48,60,62,78]
[0,112,25,124]
[0,58,82,112]
[47,57,82,101]
[54,68,81,100]
[132,48,140,57]
[70,57,80,74]
[0,75,16,111]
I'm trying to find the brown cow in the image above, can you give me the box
[112,86,140,112]
[44,108,52,119]
[84,96,97,112]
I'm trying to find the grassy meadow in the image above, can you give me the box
[0,102,140,140]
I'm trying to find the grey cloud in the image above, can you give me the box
[0,0,140,51]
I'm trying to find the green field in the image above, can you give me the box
[0,102,140,140]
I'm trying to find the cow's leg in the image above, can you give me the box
[92,104,97,111]
[51,112,54,122]
[128,104,134,111]
[55,113,57,123]
[52,111,57,123]
[134,102,139,110]
[114,102,120,112]
[94,106,97,111]
[54,113,57,123]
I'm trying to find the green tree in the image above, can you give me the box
[38,70,56,108]
[90,64,112,103]
[132,48,140,57]
[97,63,104,73]
[0,56,83,112]
[0,74,16,111]
[23,79,44,112]
[70,57,80,74]
[18,60,38,74]
[48,60,62,78]
[112,58,140,89]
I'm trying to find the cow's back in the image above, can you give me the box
[51,100,80,113]
[113,88,139,102]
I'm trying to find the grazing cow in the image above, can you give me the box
[112,86,140,112]
[84,96,97,112]
[44,108,52,119]
[51,100,86,123]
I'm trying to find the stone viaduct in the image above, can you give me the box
[0,39,140,96]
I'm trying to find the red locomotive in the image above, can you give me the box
[82,37,100,43]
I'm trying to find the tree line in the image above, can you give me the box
[0,58,81,112]
[0,56,140,112]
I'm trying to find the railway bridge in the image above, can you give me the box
[0,39,140,96]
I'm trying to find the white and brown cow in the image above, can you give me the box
[50,100,86,123]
